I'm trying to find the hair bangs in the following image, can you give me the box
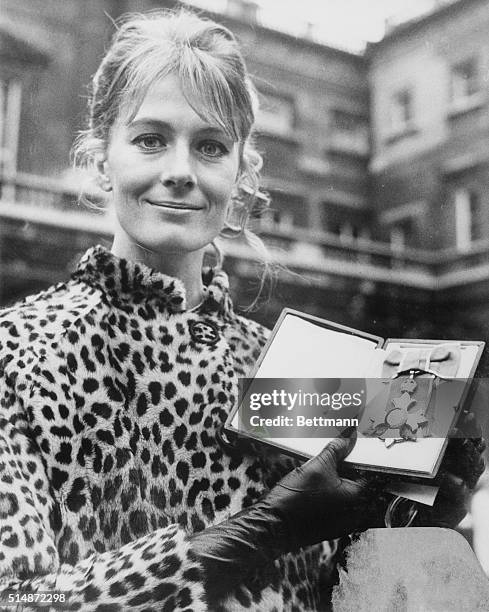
[114,43,251,143]
[177,46,252,143]
[117,44,178,125]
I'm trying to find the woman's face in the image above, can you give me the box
[102,73,240,255]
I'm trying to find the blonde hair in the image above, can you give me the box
[72,9,274,307]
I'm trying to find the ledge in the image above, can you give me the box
[254,129,300,146]
[383,125,419,146]
[447,93,486,119]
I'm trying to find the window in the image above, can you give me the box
[455,188,482,251]
[470,192,482,241]
[332,109,364,133]
[336,222,369,242]
[259,209,294,230]
[0,78,22,176]
[272,210,294,229]
[390,88,413,133]
[255,92,295,136]
[0,78,22,201]
[329,109,369,156]
[390,218,413,251]
[451,58,479,104]
[322,203,369,241]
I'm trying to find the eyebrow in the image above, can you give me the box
[128,118,231,138]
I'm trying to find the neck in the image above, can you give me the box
[111,232,206,309]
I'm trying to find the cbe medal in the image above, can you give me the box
[364,370,433,448]
[363,343,461,448]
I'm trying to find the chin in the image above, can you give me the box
[131,230,213,256]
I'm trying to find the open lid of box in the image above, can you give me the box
[251,309,385,379]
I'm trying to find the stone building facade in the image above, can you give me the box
[369,0,489,252]
[368,0,489,342]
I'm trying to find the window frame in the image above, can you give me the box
[255,89,296,138]
[454,187,482,252]
[450,56,480,105]
[0,76,22,177]
[389,87,414,134]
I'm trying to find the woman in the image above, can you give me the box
[0,9,483,611]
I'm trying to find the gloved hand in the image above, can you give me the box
[191,430,381,602]
[415,412,486,528]
[261,430,380,549]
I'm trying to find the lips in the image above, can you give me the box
[147,200,203,211]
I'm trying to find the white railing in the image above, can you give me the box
[0,171,111,234]
[328,131,370,157]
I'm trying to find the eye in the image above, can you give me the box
[133,134,165,151]
[198,140,228,158]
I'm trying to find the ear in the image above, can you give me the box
[95,153,112,192]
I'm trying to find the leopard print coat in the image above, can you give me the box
[0,245,336,611]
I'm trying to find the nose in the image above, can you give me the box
[160,143,196,190]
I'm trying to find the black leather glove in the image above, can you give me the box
[191,430,380,602]
[415,412,486,528]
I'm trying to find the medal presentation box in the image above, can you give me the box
[224,309,485,479]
